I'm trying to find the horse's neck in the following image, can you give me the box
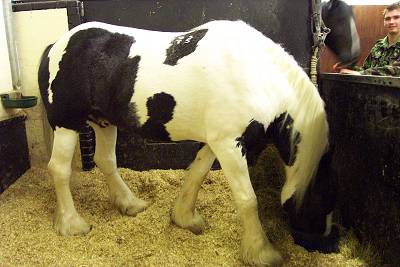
[276,57,329,207]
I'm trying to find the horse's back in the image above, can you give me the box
[39,20,299,142]
[131,20,292,141]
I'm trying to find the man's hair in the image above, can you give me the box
[384,2,400,15]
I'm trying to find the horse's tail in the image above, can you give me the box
[38,44,53,110]
[268,42,329,209]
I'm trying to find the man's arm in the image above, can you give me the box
[337,65,400,76]
[359,62,400,76]
[335,52,400,76]
[332,50,373,75]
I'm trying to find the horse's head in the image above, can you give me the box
[283,149,339,253]
[322,0,360,67]
[267,111,339,253]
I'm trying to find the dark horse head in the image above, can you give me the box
[244,111,339,254]
[277,1,359,252]
[282,149,339,253]
[322,0,360,67]
[273,1,358,253]
[262,112,339,254]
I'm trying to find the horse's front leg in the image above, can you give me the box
[49,127,91,236]
[209,139,283,267]
[90,123,149,216]
[172,144,216,234]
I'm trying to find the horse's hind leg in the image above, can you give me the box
[172,144,216,234]
[49,127,91,236]
[90,122,149,216]
[208,139,283,266]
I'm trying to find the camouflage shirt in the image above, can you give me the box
[356,36,400,76]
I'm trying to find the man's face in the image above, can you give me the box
[384,8,400,35]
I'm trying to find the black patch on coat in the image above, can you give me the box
[235,120,268,165]
[283,149,339,253]
[291,224,340,253]
[266,113,300,166]
[164,29,208,66]
[38,28,141,131]
[141,92,176,141]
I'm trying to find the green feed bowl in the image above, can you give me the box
[1,94,38,109]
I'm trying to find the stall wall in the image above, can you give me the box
[13,9,69,166]
[0,2,12,93]
[320,74,400,266]
[83,0,312,71]
[0,1,16,120]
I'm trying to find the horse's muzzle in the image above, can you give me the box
[290,224,340,253]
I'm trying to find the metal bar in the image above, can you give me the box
[2,0,22,91]
[321,73,400,88]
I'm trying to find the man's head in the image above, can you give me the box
[384,2,400,36]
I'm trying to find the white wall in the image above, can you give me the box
[0,2,12,92]
[14,9,68,99]
[0,1,16,119]
[12,9,69,166]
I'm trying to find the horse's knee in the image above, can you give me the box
[48,127,77,181]
[48,159,72,183]
[94,154,117,175]
[244,197,258,210]
[236,196,259,219]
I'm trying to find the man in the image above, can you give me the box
[338,2,400,76]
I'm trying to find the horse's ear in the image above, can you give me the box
[329,0,343,8]
[322,0,333,13]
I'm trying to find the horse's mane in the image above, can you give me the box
[268,41,329,208]
[215,21,330,207]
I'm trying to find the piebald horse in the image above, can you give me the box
[38,1,359,265]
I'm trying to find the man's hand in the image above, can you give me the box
[338,68,362,75]
[332,62,361,75]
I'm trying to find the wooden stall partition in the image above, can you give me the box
[320,5,386,73]
[320,73,400,266]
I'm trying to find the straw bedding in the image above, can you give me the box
[0,155,372,266]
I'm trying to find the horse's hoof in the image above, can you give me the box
[184,212,206,235]
[54,212,91,236]
[260,248,283,267]
[241,238,283,267]
[117,197,150,216]
[171,208,206,234]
